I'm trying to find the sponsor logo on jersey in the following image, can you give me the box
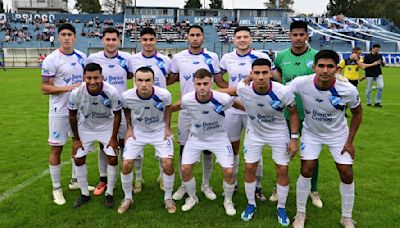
[231,76,237,82]
[256,114,276,123]
[145,116,159,125]
[108,64,115,68]
[304,109,311,114]
[183,74,192,81]
[195,123,202,128]
[248,114,256,120]
[136,117,143,122]
[311,110,333,122]
[239,62,246,66]
[192,61,200,65]
[202,121,220,131]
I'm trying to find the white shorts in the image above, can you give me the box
[123,129,174,160]
[225,109,247,142]
[48,116,72,146]
[243,133,290,165]
[299,133,353,165]
[182,133,234,168]
[75,130,116,158]
[178,110,191,145]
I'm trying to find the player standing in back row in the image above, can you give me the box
[41,23,89,205]
[218,26,272,200]
[167,25,226,201]
[86,27,134,197]
[130,27,172,192]
[272,20,322,208]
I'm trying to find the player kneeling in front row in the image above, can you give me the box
[68,63,122,208]
[118,67,176,214]
[172,68,238,216]
[220,58,299,225]
[290,50,362,228]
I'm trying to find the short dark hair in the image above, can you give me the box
[187,25,204,34]
[290,20,308,33]
[252,58,272,69]
[102,27,119,38]
[194,68,212,79]
[352,46,362,53]
[58,23,76,34]
[372,43,381,48]
[234,26,251,35]
[140,27,156,37]
[84,63,102,74]
[314,50,340,65]
[135,66,154,79]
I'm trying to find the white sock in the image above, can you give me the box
[134,158,143,180]
[340,182,355,218]
[245,181,257,206]
[296,175,311,213]
[163,173,175,200]
[98,147,107,177]
[223,181,235,200]
[277,183,289,208]
[49,164,61,189]
[202,153,213,187]
[183,177,196,197]
[75,163,89,196]
[121,172,133,200]
[71,158,76,180]
[105,164,118,196]
[233,155,239,185]
[159,159,164,179]
[256,160,263,188]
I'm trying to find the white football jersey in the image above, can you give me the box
[68,81,122,132]
[122,86,172,133]
[181,90,233,140]
[237,81,295,139]
[131,52,171,89]
[287,74,360,140]
[171,50,221,97]
[86,51,134,95]
[220,50,272,115]
[41,49,87,117]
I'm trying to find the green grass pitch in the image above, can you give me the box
[0,68,399,227]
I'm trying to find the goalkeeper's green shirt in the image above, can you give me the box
[274,47,318,120]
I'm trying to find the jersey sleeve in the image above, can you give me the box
[219,55,227,71]
[164,56,172,74]
[41,57,56,78]
[223,94,233,110]
[286,76,302,95]
[111,90,123,112]
[127,55,135,74]
[280,85,296,108]
[273,52,282,71]
[347,86,361,109]
[68,89,79,110]
[339,59,345,69]
[170,55,179,74]
[85,55,95,65]
[211,53,221,74]
[163,90,173,106]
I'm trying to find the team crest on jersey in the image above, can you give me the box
[102,98,111,107]
[202,111,209,114]
[231,76,237,82]
[108,64,115,68]
[192,61,200,65]
[136,117,143,122]
[306,60,314,69]
[239,62,246,66]
[315,98,324,103]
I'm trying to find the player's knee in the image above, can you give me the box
[223,167,234,178]
[276,164,288,176]
[107,156,118,166]
[245,162,258,174]
[162,159,174,175]
[339,166,353,183]
[74,156,86,166]
[122,160,133,174]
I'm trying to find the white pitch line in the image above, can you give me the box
[0,160,71,203]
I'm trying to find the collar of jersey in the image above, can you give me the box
[195,91,213,104]
[290,47,309,57]
[313,75,336,91]
[141,51,157,59]
[103,51,118,59]
[252,81,272,95]
[86,82,104,96]
[58,48,75,56]
[136,87,154,100]
[188,49,204,56]
[236,50,252,58]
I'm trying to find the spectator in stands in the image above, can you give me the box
[38,53,45,67]
[50,35,55,47]
[364,44,385,107]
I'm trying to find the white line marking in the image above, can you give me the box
[0,160,71,203]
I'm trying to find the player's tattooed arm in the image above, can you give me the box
[342,104,362,159]
[69,109,82,157]
[232,99,245,111]
[214,72,229,88]
[167,72,179,85]
[171,101,182,112]
[41,76,80,95]
[287,104,299,158]
[164,105,172,140]
[124,108,135,141]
